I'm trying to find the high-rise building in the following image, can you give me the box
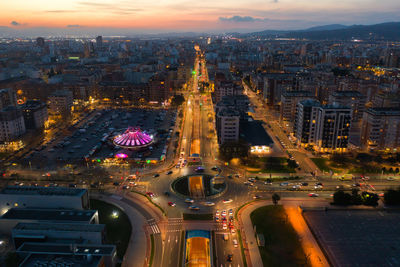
[294,99,321,145]
[216,108,240,144]
[0,106,26,142]
[294,100,352,152]
[96,36,103,48]
[280,90,314,127]
[361,107,400,151]
[20,100,48,129]
[315,104,352,153]
[36,37,45,47]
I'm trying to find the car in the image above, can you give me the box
[122,185,129,190]
[222,222,227,230]
[168,202,176,207]
[315,182,324,186]
[253,195,262,199]
[188,205,200,211]
[223,233,229,241]
[234,174,240,178]
[314,185,323,189]
[211,166,219,171]
[228,209,233,216]
[227,175,233,179]
[185,198,194,203]
[146,192,155,198]
[387,177,395,181]
[233,239,238,248]
[166,171,173,175]
[215,210,220,217]
[221,210,227,217]
[215,216,220,222]
[223,199,233,204]
[308,193,319,197]
[301,182,309,186]
[230,228,236,234]
[280,182,289,186]
[227,254,233,262]
[195,166,205,173]
[153,174,160,178]
[175,164,180,169]
[69,183,77,188]
[113,182,120,186]
[265,179,272,185]
[204,202,215,206]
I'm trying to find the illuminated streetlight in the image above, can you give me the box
[111,211,119,219]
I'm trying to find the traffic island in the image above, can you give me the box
[171,174,226,198]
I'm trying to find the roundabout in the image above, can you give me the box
[171,174,227,199]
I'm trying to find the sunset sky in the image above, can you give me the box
[1,0,400,33]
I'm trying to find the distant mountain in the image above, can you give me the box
[301,24,348,32]
[249,22,400,41]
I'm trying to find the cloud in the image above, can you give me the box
[45,10,76,13]
[272,0,278,2]
[10,21,21,26]
[67,24,82,28]
[219,16,262,23]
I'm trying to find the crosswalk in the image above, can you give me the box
[147,219,160,234]
[166,218,183,233]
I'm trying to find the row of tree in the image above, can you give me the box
[333,189,379,206]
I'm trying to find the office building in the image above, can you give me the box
[361,108,400,151]
[0,208,98,234]
[216,108,240,144]
[12,223,106,248]
[18,243,117,267]
[0,106,26,142]
[96,36,103,48]
[20,100,48,129]
[36,37,45,47]
[0,186,89,215]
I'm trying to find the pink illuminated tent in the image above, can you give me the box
[113,127,153,149]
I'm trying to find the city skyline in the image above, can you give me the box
[1,0,400,34]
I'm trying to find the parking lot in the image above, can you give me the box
[303,210,400,267]
[25,108,177,166]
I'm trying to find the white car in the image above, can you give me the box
[204,202,215,206]
[221,210,227,217]
[223,199,233,204]
[185,198,194,203]
[222,222,227,230]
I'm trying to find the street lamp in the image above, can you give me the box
[111,211,119,219]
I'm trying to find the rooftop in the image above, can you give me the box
[217,108,240,117]
[332,90,365,97]
[1,186,87,197]
[240,120,273,146]
[17,242,116,256]
[298,99,321,107]
[1,208,96,222]
[283,90,314,97]
[14,222,105,232]
[367,107,400,116]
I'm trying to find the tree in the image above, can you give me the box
[171,94,185,106]
[351,189,363,205]
[272,193,281,205]
[361,191,379,206]
[384,188,400,206]
[333,190,352,205]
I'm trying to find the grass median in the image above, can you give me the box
[250,205,310,267]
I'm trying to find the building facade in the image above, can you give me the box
[20,100,48,129]
[0,106,26,142]
[216,108,240,144]
[361,108,400,151]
